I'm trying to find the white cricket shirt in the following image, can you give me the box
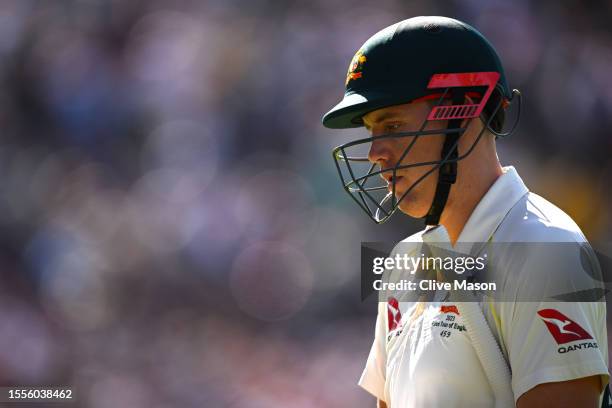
[359,166,609,407]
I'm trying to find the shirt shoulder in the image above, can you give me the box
[495,191,587,243]
[489,191,601,303]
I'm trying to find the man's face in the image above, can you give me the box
[362,101,446,218]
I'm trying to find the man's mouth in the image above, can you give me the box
[385,175,404,191]
[381,171,401,183]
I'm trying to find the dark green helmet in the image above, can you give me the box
[322,16,512,129]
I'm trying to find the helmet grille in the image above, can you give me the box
[430,104,479,120]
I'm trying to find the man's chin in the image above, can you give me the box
[396,196,429,219]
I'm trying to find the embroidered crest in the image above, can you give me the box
[440,305,460,315]
[345,50,367,85]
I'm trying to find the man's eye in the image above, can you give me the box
[386,123,402,131]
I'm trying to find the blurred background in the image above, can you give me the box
[0,0,611,407]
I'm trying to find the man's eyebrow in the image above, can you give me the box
[364,112,404,129]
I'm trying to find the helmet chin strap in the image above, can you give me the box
[424,91,465,226]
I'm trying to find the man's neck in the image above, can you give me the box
[440,163,504,245]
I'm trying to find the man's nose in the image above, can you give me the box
[367,136,392,166]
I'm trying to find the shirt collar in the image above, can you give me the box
[456,166,529,244]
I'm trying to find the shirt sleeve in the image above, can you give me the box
[489,238,610,402]
[358,301,387,401]
[498,300,609,402]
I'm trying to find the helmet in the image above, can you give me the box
[322,16,520,225]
